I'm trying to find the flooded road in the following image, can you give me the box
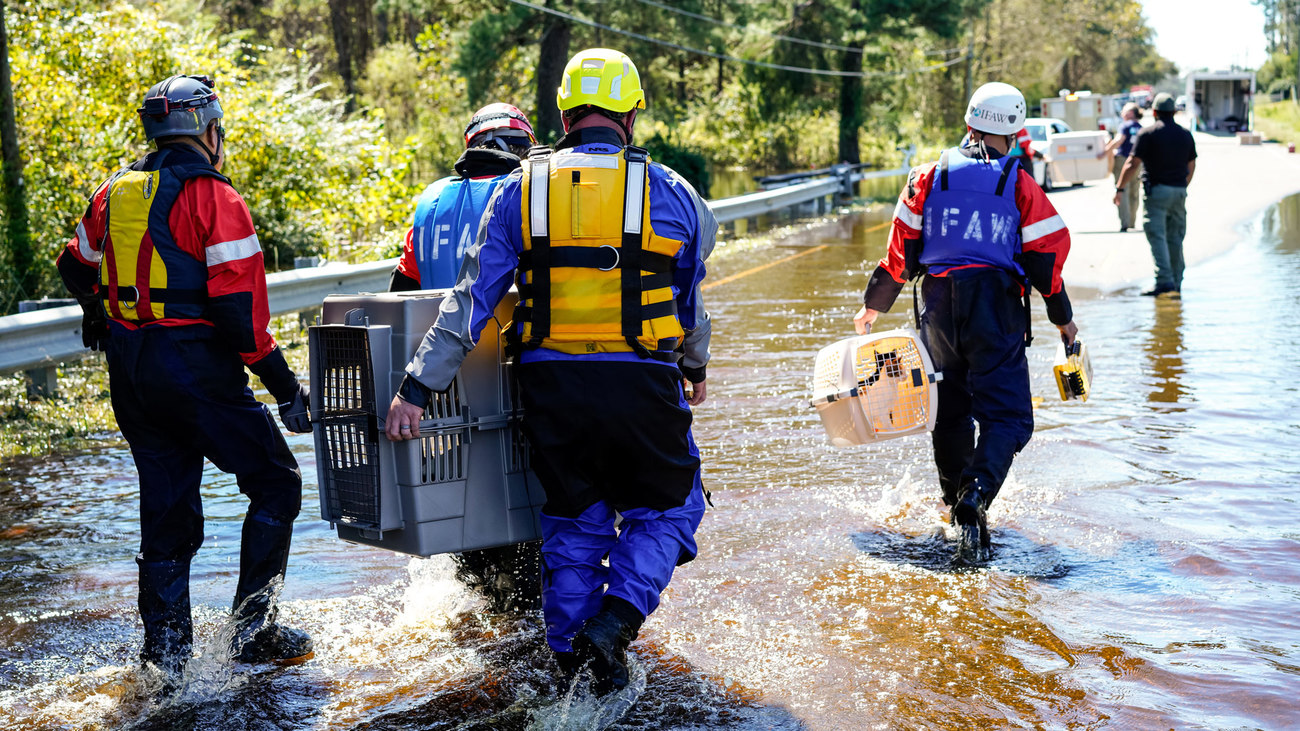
[3,191,1299,729]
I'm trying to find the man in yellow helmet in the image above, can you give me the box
[385,48,716,694]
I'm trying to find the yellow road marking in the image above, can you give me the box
[701,217,892,291]
[703,244,829,290]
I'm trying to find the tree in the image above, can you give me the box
[0,0,32,312]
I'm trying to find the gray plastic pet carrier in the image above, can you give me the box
[308,290,543,557]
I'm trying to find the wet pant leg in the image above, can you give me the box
[519,361,703,652]
[605,477,705,617]
[921,276,976,506]
[1144,185,1177,290]
[953,271,1034,501]
[538,504,617,653]
[1165,187,1188,290]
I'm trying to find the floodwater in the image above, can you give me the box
[3,188,1300,730]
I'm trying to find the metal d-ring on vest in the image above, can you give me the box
[518,144,678,361]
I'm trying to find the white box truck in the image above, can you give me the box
[1186,71,1255,132]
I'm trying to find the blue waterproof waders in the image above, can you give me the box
[517,360,705,653]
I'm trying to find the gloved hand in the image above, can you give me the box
[82,310,109,352]
[278,384,311,434]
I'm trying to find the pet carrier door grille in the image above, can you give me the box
[315,327,383,528]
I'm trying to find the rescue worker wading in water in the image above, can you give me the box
[386,48,715,694]
[390,103,544,613]
[854,82,1080,561]
[57,75,313,687]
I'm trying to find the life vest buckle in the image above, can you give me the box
[596,244,620,271]
[120,285,140,310]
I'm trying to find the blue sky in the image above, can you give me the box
[1142,0,1268,72]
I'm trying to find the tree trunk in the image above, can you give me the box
[0,1,32,308]
[535,17,571,143]
[838,48,864,164]
[327,0,357,104]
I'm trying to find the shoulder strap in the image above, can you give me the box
[995,156,1019,198]
[938,149,950,192]
[523,148,552,344]
[621,145,653,356]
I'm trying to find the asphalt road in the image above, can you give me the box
[1050,126,1300,294]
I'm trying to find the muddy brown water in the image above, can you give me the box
[2,190,1299,730]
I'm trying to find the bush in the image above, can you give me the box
[3,0,414,307]
[642,132,712,198]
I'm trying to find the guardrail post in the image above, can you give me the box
[835,163,855,200]
[18,298,77,399]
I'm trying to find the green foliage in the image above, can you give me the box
[1252,99,1300,143]
[1258,49,1297,95]
[1,0,414,310]
[642,131,711,198]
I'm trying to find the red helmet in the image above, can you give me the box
[463,103,536,148]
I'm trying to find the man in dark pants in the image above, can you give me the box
[854,82,1079,561]
[1114,92,1197,297]
[57,75,313,686]
[386,48,714,695]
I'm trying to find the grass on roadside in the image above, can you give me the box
[1253,100,1300,145]
[0,315,313,462]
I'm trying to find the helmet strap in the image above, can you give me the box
[192,123,221,166]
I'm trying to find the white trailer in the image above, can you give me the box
[1040,91,1124,133]
[1186,71,1255,132]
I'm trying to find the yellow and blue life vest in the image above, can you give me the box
[516,145,685,357]
[98,148,227,324]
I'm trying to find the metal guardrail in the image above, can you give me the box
[0,146,915,382]
[0,259,397,378]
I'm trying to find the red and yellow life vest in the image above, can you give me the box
[516,145,684,356]
[98,151,225,324]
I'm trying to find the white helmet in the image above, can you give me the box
[964,82,1027,136]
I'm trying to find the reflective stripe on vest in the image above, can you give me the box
[98,151,226,324]
[919,148,1024,277]
[413,174,506,289]
[517,145,684,356]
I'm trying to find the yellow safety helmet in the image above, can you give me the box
[556,48,646,113]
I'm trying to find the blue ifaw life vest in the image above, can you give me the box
[412,174,509,289]
[920,148,1024,277]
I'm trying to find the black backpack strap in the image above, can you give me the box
[995,156,1019,197]
[939,149,950,192]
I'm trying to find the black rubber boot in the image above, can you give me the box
[554,650,581,679]
[952,478,993,562]
[932,429,975,515]
[230,517,313,665]
[571,597,643,695]
[137,556,193,690]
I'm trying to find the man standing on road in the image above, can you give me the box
[1114,92,1197,297]
[1100,102,1143,232]
[57,75,314,688]
[385,48,715,695]
[852,82,1079,561]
